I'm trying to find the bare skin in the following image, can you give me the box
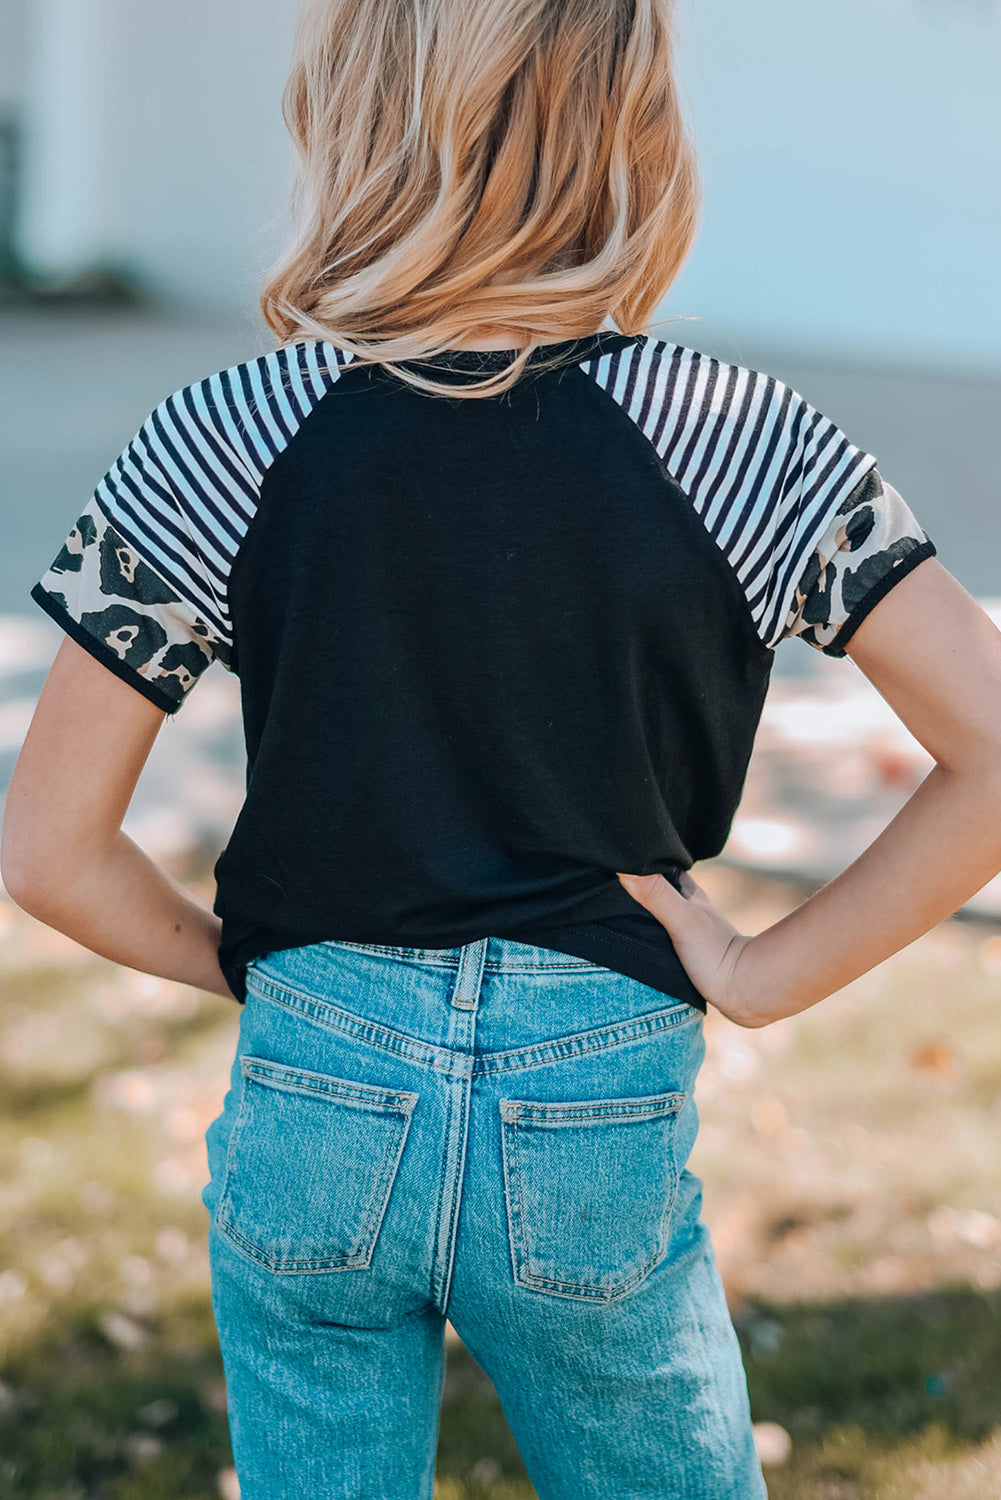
[4,553,1001,1024]
[618,553,1001,1026]
[1,645,236,1001]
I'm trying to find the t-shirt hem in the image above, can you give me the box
[219,915,707,1014]
[511,920,707,1011]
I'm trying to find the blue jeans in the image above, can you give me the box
[200,935,768,1499]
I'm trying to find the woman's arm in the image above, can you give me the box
[1,635,237,1001]
[618,556,1001,1027]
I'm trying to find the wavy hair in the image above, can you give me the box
[259,0,702,399]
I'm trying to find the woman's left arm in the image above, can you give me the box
[619,556,1001,1026]
[1,634,237,1001]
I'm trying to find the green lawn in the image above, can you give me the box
[1,859,999,1499]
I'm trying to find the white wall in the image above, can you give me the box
[12,0,1001,371]
[667,0,1001,373]
[120,0,299,311]
[17,0,299,313]
[17,0,128,274]
[0,0,27,108]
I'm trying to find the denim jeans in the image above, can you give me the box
[200,935,769,1499]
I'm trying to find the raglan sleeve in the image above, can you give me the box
[29,394,234,715]
[760,384,937,656]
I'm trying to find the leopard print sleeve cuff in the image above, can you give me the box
[30,489,230,716]
[779,467,937,656]
[28,390,244,714]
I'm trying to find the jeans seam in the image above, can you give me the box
[247,971,446,1068]
[240,1055,418,1111]
[246,968,701,1078]
[473,1002,702,1076]
[501,1093,685,1124]
[215,1068,253,1250]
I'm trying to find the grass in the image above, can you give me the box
[1,858,999,1498]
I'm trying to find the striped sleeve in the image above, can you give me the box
[30,404,238,715]
[752,381,883,651]
[29,339,352,714]
[578,338,884,652]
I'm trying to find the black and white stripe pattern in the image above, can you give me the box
[35,330,893,718]
[579,336,879,650]
[91,339,355,657]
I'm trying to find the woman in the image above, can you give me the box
[4,0,1001,1495]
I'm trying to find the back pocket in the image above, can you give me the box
[216,1055,418,1273]
[499,1089,686,1303]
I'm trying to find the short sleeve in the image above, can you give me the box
[778,466,937,655]
[29,406,234,715]
[745,376,891,652]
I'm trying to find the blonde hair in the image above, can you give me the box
[260,0,702,400]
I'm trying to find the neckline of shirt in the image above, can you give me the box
[407,330,643,367]
[305,329,645,371]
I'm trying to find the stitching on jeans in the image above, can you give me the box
[473,1002,702,1076]
[216,1215,371,1273]
[502,1093,685,1123]
[245,966,700,1078]
[214,1081,416,1274]
[239,1055,418,1110]
[215,1069,254,1242]
[430,1069,457,1304]
[243,966,702,1086]
[501,1104,679,1302]
[245,970,446,1065]
[438,1061,471,1309]
[499,1103,522,1289]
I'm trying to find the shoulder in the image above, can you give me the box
[581,333,875,507]
[76,340,357,627]
[582,334,812,439]
[580,334,881,649]
[133,339,357,491]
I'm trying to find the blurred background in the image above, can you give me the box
[0,1,1000,1496]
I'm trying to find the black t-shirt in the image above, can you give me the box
[30,329,937,1008]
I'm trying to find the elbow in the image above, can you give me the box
[1,835,45,913]
[0,819,62,915]
[2,813,102,916]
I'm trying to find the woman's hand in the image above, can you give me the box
[616,869,768,1028]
